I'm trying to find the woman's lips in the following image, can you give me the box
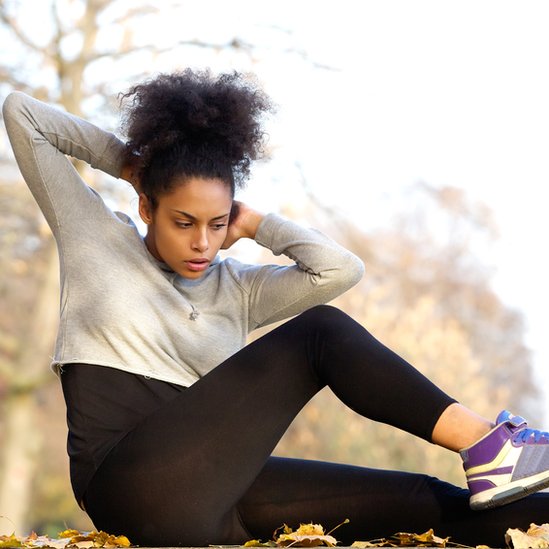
[185,259,210,272]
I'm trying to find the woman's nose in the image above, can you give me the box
[192,229,209,252]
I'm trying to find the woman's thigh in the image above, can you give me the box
[83,312,324,545]
[83,305,455,545]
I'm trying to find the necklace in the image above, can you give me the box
[189,305,200,321]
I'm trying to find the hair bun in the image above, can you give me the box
[121,69,273,176]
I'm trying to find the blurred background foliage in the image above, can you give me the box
[0,0,541,538]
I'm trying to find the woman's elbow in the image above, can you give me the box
[2,91,33,133]
[321,255,364,293]
[345,255,365,288]
[2,91,23,120]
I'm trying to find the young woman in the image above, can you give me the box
[4,70,549,548]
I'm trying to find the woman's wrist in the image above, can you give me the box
[120,158,141,193]
[245,210,264,239]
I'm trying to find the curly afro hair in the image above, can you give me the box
[120,69,273,206]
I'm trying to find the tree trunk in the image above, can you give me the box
[0,240,59,534]
[0,393,42,535]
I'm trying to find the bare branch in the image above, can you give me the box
[0,2,43,53]
[47,0,64,74]
[294,162,337,217]
[282,47,340,71]
[84,36,257,64]
[243,22,340,71]
[50,0,64,40]
[0,68,36,95]
[110,5,160,25]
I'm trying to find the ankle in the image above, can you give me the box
[432,403,493,452]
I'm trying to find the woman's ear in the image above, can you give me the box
[138,194,153,225]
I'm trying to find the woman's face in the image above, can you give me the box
[139,176,232,279]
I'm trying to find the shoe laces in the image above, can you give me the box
[514,427,549,443]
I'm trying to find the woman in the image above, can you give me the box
[3,69,549,547]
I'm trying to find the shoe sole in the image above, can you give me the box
[470,472,549,510]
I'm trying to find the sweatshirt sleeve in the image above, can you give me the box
[2,91,127,237]
[235,213,365,329]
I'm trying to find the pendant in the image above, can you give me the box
[189,308,199,321]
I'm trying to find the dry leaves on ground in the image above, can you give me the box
[351,529,452,548]
[0,530,130,549]
[3,520,549,548]
[245,520,348,547]
[506,523,549,549]
[245,524,489,549]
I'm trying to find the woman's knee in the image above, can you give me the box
[295,305,366,343]
[297,304,352,328]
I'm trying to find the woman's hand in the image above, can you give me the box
[120,153,142,194]
[222,201,264,249]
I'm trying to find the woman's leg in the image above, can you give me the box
[80,306,504,545]
[433,404,492,450]
[238,456,549,548]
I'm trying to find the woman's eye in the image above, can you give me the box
[176,222,192,229]
[212,224,227,231]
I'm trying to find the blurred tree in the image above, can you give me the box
[1,0,540,535]
[0,0,263,534]
[270,181,539,487]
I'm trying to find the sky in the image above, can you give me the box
[266,0,549,428]
[183,0,549,422]
[4,0,549,422]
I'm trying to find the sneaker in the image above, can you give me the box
[460,410,549,510]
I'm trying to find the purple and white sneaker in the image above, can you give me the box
[460,410,549,510]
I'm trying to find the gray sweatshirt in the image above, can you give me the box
[3,91,364,387]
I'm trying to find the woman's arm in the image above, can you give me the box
[2,91,127,235]
[228,210,365,330]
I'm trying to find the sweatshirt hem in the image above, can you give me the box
[51,359,194,388]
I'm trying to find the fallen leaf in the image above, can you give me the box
[243,540,277,547]
[276,534,338,547]
[275,523,338,547]
[60,531,130,548]
[352,529,458,548]
[506,523,549,548]
[527,525,549,542]
[394,529,450,547]
[0,534,22,548]
[57,532,81,540]
[26,535,68,549]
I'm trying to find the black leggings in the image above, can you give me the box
[69,306,549,547]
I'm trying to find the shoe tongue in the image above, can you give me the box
[496,410,513,425]
[496,410,528,428]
